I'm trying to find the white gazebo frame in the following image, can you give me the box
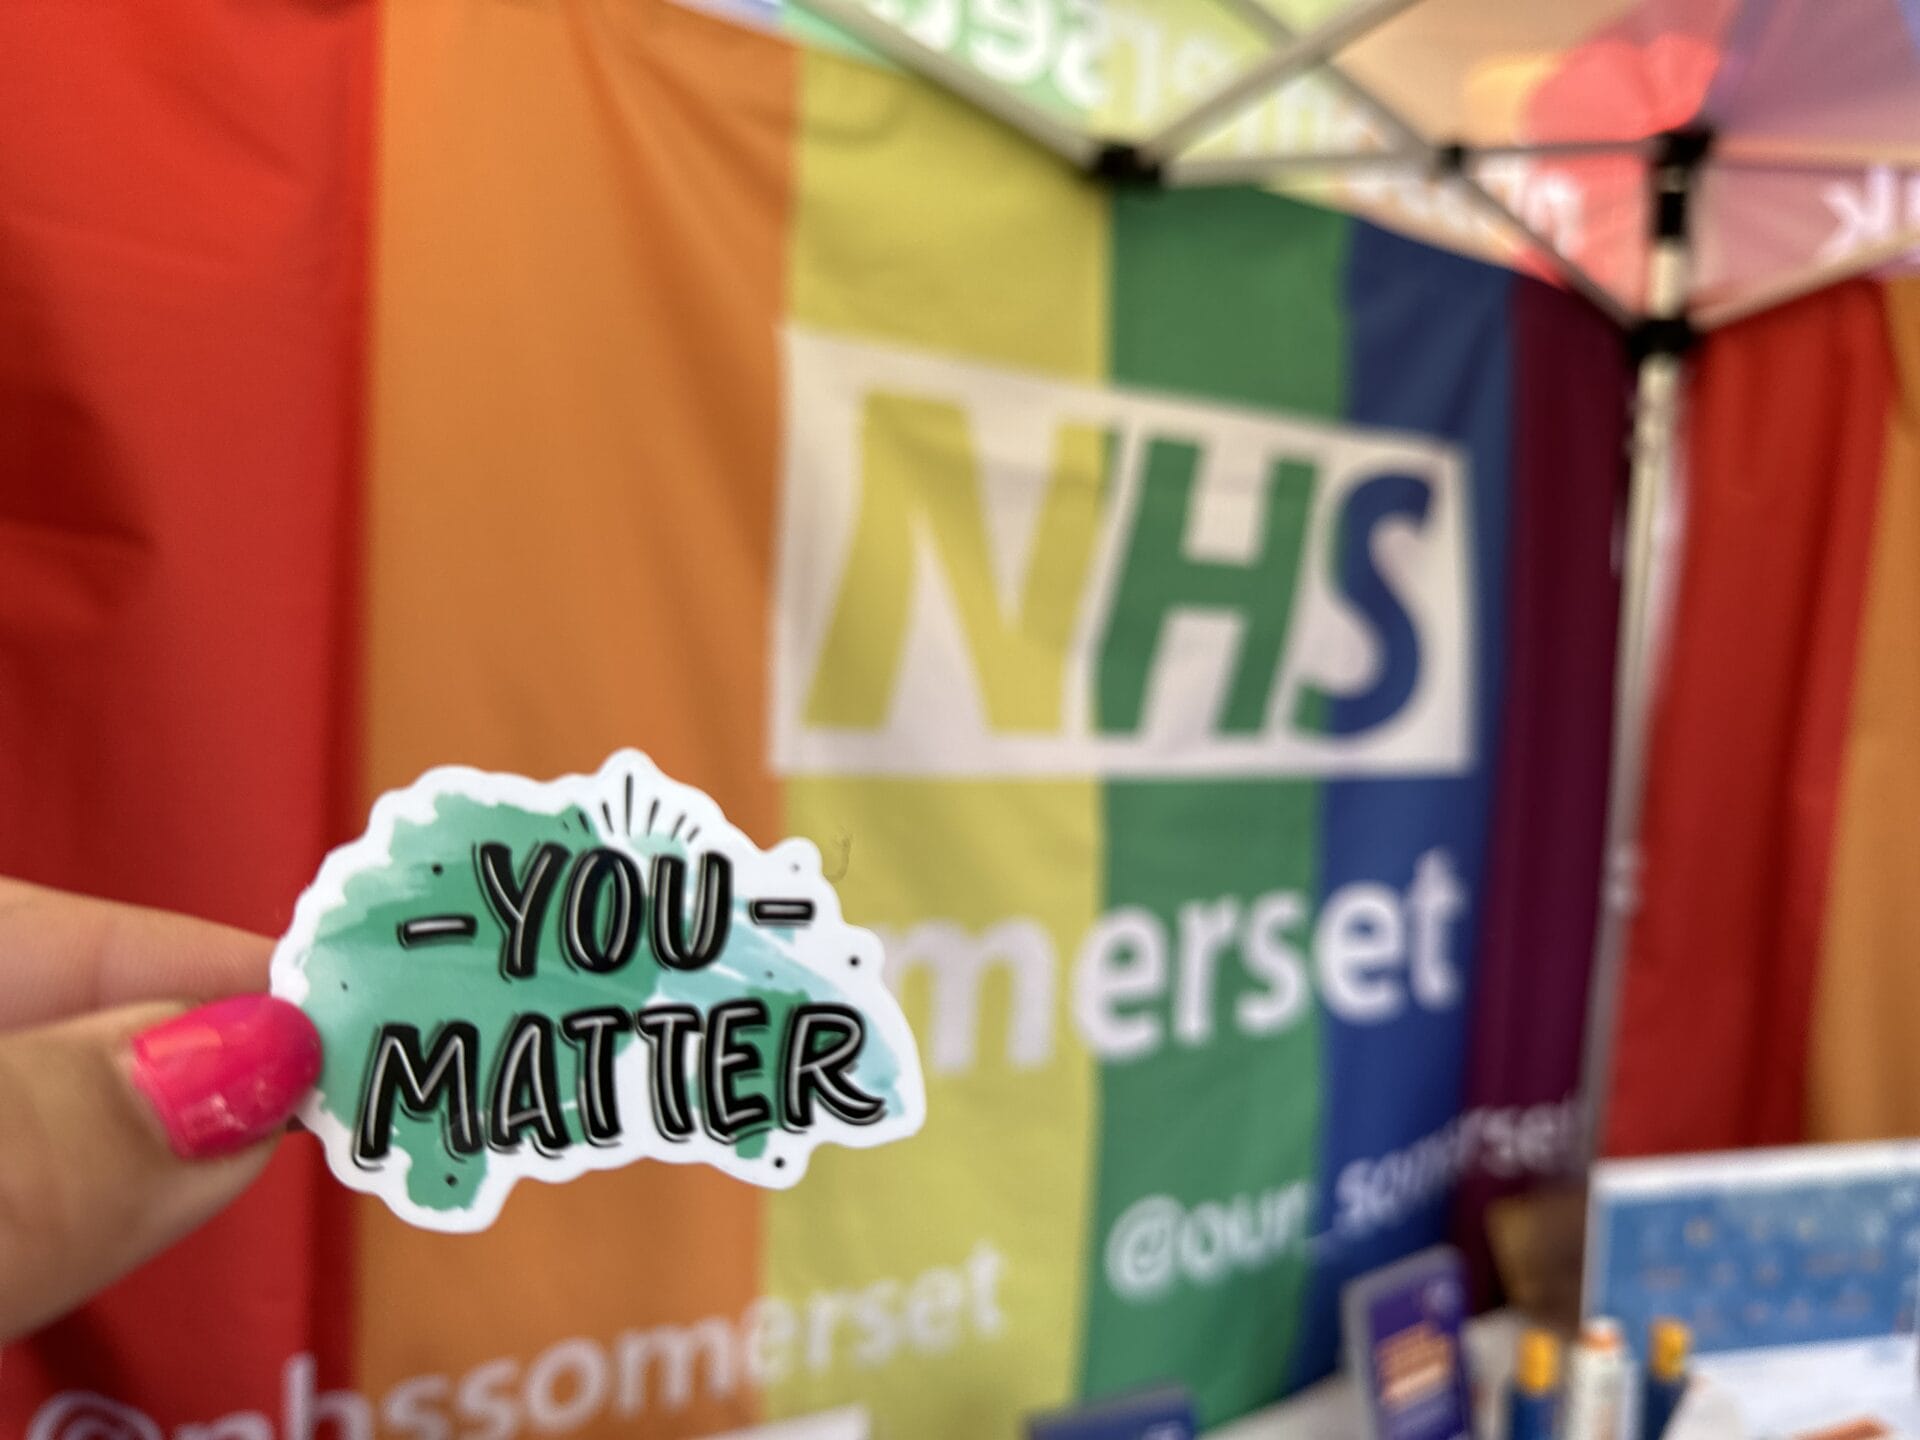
[789,0,1920,1160]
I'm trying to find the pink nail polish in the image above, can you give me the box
[129,995,322,1159]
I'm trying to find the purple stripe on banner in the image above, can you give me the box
[1448,279,1627,1300]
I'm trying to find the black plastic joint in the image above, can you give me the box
[1628,315,1699,360]
[1430,141,1468,179]
[1655,185,1691,238]
[1091,142,1164,187]
[1654,126,1715,172]
[1650,126,1713,239]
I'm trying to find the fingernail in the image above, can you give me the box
[129,996,322,1159]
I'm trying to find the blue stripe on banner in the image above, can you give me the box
[1288,222,1516,1387]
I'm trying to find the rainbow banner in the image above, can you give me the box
[1,3,1622,1435]
[1607,279,1920,1161]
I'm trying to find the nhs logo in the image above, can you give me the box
[772,329,1474,778]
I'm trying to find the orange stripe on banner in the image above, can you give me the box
[1607,281,1893,1157]
[1809,280,1920,1141]
[360,1,793,1434]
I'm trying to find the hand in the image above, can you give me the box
[0,879,320,1342]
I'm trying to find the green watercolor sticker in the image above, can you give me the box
[270,750,925,1233]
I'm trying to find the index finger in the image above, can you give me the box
[0,878,271,1034]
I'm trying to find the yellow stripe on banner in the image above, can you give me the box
[361,1,793,1433]
[788,52,1107,379]
[765,51,1107,1438]
[773,782,1102,1435]
[1809,279,1920,1141]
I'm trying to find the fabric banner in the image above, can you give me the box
[0,0,370,1422]
[1607,278,1920,1159]
[1,3,1622,1436]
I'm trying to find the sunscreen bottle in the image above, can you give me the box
[1641,1317,1691,1440]
[1563,1317,1637,1440]
[1504,1327,1561,1440]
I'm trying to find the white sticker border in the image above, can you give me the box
[270,749,926,1233]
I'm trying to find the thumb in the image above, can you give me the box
[0,995,320,1341]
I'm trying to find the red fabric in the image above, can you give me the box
[1606,282,1894,1156]
[0,0,370,1425]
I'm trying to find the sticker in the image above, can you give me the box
[270,750,926,1232]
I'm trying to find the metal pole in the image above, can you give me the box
[1578,132,1707,1162]
[1715,138,1911,172]
[786,0,1100,168]
[1162,0,1631,325]
[1137,0,1429,165]
[1165,146,1431,183]
[1165,135,1657,186]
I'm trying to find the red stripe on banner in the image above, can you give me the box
[0,0,372,1426]
[1606,282,1894,1157]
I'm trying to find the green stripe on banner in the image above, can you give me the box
[1082,187,1349,1424]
